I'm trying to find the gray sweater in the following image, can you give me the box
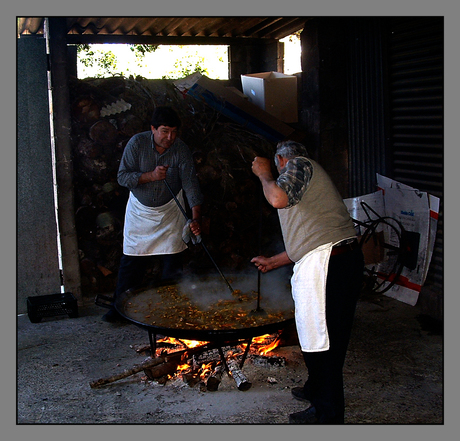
[277,159,356,262]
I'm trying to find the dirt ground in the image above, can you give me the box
[14,288,444,437]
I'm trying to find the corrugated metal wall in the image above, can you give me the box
[387,17,443,290]
[347,17,388,198]
[347,16,443,292]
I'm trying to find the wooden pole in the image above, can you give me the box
[90,356,165,388]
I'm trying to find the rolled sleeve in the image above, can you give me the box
[276,158,313,208]
[117,135,145,190]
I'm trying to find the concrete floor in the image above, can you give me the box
[12,289,445,438]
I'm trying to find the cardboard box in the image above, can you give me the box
[174,73,295,143]
[241,72,298,123]
[225,86,248,100]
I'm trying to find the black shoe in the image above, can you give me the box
[289,406,318,424]
[291,386,310,402]
[101,308,124,323]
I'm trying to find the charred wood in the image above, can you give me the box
[192,346,234,365]
[206,364,225,392]
[144,360,179,380]
[182,369,202,388]
[249,354,286,368]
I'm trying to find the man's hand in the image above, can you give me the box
[189,219,201,237]
[250,256,272,273]
[252,156,289,209]
[138,165,169,184]
[251,251,292,273]
[251,157,273,180]
[151,165,169,181]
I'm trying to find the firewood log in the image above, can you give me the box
[227,359,252,391]
[89,120,119,146]
[72,96,100,125]
[118,114,145,138]
[89,356,165,388]
[182,369,201,387]
[143,360,179,380]
[89,343,213,388]
[206,364,225,391]
[193,346,234,365]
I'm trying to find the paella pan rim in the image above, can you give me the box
[114,284,295,342]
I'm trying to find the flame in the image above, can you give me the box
[181,339,209,348]
[243,333,281,356]
[200,362,214,379]
[157,336,178,345]
[259,337,280,355]
[157,337,209,349]
[176,363,191,372]
[252,334,272,344]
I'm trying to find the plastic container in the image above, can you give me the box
[27,292,79,323]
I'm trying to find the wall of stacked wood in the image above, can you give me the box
[69,76,285,296]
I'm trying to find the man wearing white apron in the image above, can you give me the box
[251,140,364,424]
[102,106,203,322]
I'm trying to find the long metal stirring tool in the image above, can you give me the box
[251,187,266,315]
[164,180,235,295]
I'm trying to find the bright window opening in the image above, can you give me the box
[77,44,230,80]
[76,32,302,80]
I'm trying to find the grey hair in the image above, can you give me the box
[274,140,309,167]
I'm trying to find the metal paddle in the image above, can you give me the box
[164,180,236,296]
[250,187,267,316]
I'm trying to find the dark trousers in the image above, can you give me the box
[114,252,184,298]
[301,246,364,423]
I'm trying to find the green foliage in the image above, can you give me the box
[162,55,209,80]
[77,43,159,77]
[77,44,118,77]
[129,44,159,68]
[129,44,158,56]
[76,44,229,79]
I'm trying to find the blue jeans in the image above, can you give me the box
[301,246,364,423]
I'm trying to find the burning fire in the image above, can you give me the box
[157,336,210,349]
[200,362,213,380]
[241,334,281,356]
[140,333,284,388]
[158,334,280,356]
[157,334,280,357]
[176,363,191,372]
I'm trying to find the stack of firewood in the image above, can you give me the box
[89,340,287,392]
[68,75,282,296]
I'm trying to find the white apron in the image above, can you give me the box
[123,191,188,256]
[291,242,333,352]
